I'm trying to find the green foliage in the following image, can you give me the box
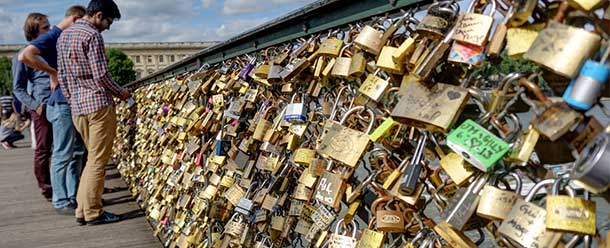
[471,55,551,93]
[0,56,12,95]
[106,48,136,86]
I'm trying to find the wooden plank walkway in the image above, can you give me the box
[0,132,161,248]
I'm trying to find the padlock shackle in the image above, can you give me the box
[518,77,548,103]
[339,106,376,134]
[466,0,497,16]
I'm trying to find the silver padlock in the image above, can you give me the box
[571,127,610,194]
[236,181,260,215]
[284,93,307,123]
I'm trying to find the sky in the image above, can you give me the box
[0,0,317,44]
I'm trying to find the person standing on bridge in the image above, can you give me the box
[12,13,54,201]
[57,0,130,225]
[18,6,87,216]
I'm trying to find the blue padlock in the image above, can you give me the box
[563,49,610,111]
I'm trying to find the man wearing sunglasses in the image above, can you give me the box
[57,0,130,226]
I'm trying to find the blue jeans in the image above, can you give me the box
[46,103,84,209]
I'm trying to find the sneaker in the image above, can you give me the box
[86,211,121,225]
[76,217,86,226]
[55,206,76,216]
[1,141,12,150]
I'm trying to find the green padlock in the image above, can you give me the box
[369,117,400,143]
[447,119,510,171]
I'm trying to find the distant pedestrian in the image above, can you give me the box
[18,5,86,216]
[12,12,53,201]
[57,0,129,225]
[0,111,30,149]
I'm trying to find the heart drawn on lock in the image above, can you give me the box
[447,90,461,100]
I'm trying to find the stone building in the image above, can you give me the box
[0,41,216,79]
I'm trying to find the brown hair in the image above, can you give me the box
[23,13,48,41]
[65,5,86,18]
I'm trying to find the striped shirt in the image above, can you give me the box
[0,95,13,113]
[57,19,124,116]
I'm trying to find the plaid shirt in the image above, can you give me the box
[57,19,124,116]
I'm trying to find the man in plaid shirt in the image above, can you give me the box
[57,0,130,226]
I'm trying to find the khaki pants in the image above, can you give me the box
[72,106,117,220]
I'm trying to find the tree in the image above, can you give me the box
[106,48,136,86]
[0,56,12,95]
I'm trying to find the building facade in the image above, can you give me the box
[0,41,216,79]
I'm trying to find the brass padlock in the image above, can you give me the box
[318,31,344,57]
[317,106,374,168]
[476,172,523,220]
[358,69,390,102]
[373,197,405,233]
[524,21,601,78]
[546,178,596,235]
[391,81,469,132]
[314,170,345,209]
[331,44,354,78]
[498,179,566,248]
[415,1,460,39]
[354,23,385,55]
[520,77,583,141]
[453,0,496,47]
[356,218,385,248]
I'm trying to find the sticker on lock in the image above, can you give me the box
[447,119,510,171]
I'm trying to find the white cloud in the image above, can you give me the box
[214,17,269,38]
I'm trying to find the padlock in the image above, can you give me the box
[315,170,345,209]
[433,221,477,248]
[317,106,375,168]
[391,82,469,132]
[446,119,511,172]
[508,125,540,166]
[331,44,354,78]
[524,21,601,78]
[412,26,456,80]
[356,218,385,248]
[354,23,385,55]
[476,172,522,220]
[252,105,276,141]
[327,219,358,248]
[546,178,596,235]
[318,31,344,57]
[486,6,512,57]
[358,69,390,102]
[453,0,496,47]
[415,1,460,39]
[236,181,259,215]
[508,0,536,26]
[520,77,583,141]
[398,132,427,196]
[498,179,567,248]
[224,213,246,238]
[392,15,419,64]
[563,47,610,111]
[253,234,272,248]
[440,174,487,230]
[280,57,310,82]
[239,55,256,81]
[439,152,476,186]
[571,126,610,193]
[214,126,231,157]
[488,72,525,115]
[373,197,405,233]
[284,93,308,123]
